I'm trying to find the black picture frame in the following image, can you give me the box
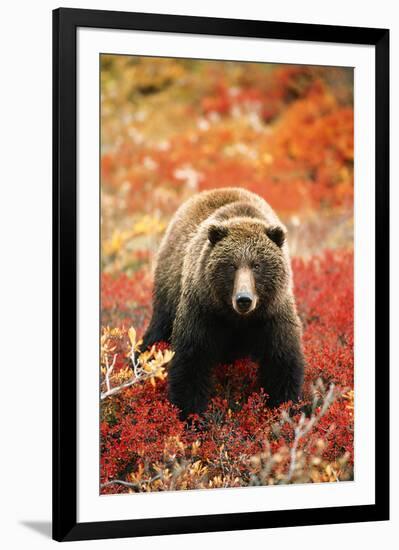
[53,7,390,542]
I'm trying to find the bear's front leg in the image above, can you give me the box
[258,305,305,408]
[168,347,214,419]
[168,303,218,419]
[142,295,174,350]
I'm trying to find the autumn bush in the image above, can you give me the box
[100,57,354,493]
[100,251,353,493]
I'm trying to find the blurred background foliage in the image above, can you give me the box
[101,56,353,278]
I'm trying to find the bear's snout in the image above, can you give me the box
[232,267,258,315]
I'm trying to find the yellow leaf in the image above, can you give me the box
[139,351,150,364]
[128,327,136,347]
[143,363,154,373]
[134,338,143,352]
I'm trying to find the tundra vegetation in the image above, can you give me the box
[100,57,354,493]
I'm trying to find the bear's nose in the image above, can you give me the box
[236,292,253,312]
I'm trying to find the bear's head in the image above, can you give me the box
[205,219,289,318]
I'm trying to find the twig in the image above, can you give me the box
[101,377,139,400]
[286,384,335,483]
[100,339,171,400]
[101,347,143,400]
[104,353,117,393]
[101,474,161,490]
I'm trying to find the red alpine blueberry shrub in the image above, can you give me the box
[100,251,354,492]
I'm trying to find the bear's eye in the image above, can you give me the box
[253,263,261,271]
[228,263,236,271]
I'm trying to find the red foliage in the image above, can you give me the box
[100,251,354,490]
[101,269,153,331]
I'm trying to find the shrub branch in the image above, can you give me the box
[286,383,336,482]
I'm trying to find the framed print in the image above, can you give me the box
[53,7,389,542]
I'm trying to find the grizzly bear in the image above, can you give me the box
[142,187,304,418]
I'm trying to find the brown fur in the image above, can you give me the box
[143,188,304,418]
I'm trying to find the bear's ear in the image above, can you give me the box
[265,225,286,248]
[208,224,228,246]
